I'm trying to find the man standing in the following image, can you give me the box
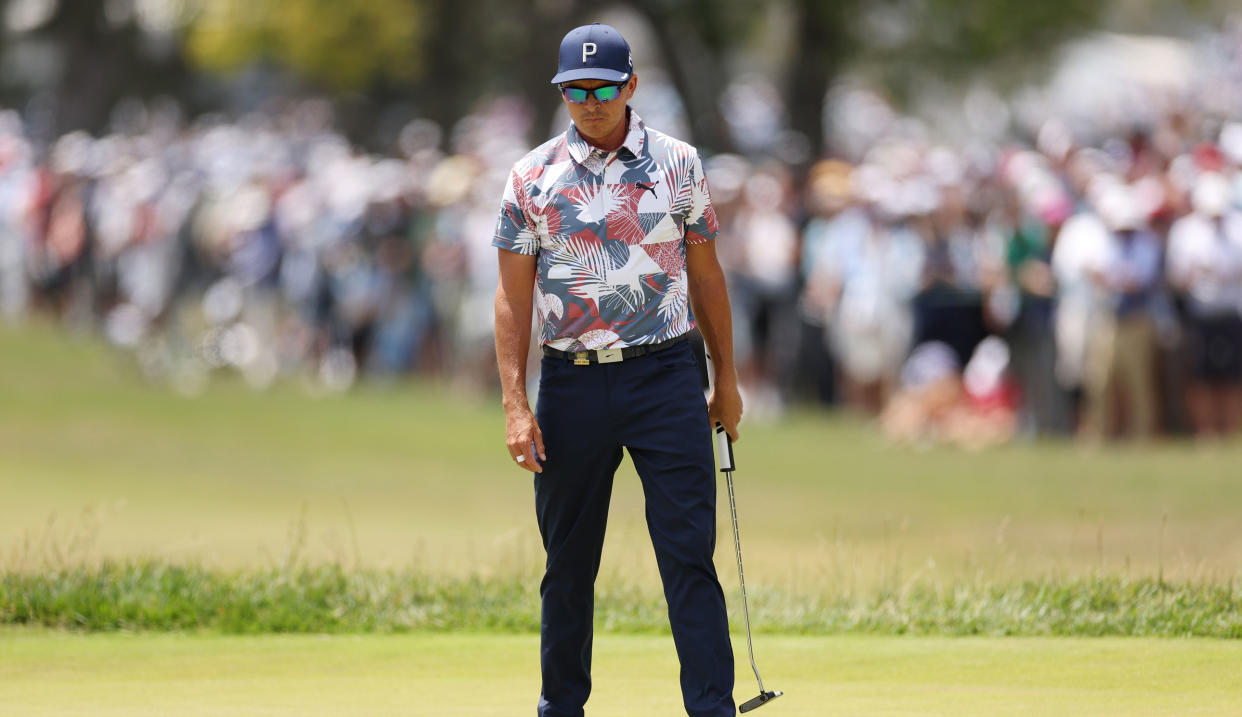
[1081,186,1162,439]
[492,23,742,717]
[1167,173,1242,437]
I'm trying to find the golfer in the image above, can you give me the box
[493,22,742,717]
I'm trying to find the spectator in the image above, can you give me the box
[911,184,992,370]
[1051,188,1112,423]
[1080,184,1163,440]
[730,164,799,416]
[1002,193,1073,435]
[796,160,858,405]
[815,173,925,414]
[880,337,1017,449]
[1166,172,1242,437]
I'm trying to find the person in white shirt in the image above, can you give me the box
[1166,173,1242,437]
[1050,201,1111,407]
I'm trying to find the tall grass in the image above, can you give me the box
[3,562,1240,637]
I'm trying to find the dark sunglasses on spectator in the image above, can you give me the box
[560,82,626,104]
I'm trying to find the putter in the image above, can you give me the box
[715,422,783,712]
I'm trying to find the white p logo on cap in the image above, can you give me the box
[582,42,597,63]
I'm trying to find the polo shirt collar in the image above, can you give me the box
[567,108,646,166]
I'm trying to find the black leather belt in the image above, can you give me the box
[542,334,689,365]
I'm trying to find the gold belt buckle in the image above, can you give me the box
[597,348,623,364]
[573,351,590,366]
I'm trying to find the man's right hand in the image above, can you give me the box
[505,406,546,473]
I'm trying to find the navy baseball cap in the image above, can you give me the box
[550,23,633,85]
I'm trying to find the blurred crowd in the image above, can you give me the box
[3,33,1242,447]
[0,98,533,395]
[722,123,1242,446]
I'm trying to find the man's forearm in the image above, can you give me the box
[686,247,744,438]
[688,269,736,382]
[495,290,532,410]
[495,255,537,411]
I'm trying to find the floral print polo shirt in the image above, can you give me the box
[493,109,718,351]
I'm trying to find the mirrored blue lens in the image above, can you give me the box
[561,84,623,104]
[592,85,621,102]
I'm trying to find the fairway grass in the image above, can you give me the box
[3,629,1241,716]
[4,323,1242,596]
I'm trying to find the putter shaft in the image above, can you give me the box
[726,469,763,694]
[713,411,783,710]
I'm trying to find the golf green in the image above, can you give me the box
[0,630,1238,716]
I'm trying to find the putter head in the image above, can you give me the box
[739,690,782,712]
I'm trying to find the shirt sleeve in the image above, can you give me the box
[492,166,539,255]
[683,150,718,245]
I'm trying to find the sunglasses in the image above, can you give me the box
[560,82,626,104]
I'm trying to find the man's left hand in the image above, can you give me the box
[708,375,743,442]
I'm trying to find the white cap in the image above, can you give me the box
[1192,172,1231,217]
[1096,183,1141,231]
[1220,123,1242,166]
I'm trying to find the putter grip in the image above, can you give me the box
[715,422,735,472]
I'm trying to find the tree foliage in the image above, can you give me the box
[0,0,1226,156]
[856,0,1108,99]
[0,0,195,136]
[175,0,1113,155]
[185,0,427,91]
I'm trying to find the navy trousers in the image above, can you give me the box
[534,339,735,717]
